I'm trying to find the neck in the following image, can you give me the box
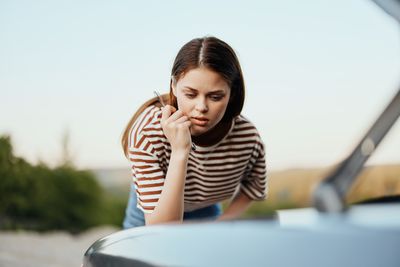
[192,119,233,147]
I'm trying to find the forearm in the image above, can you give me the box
[145,151,188,225]
[218,190,253,221]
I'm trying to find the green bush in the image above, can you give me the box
[0,135,124,233]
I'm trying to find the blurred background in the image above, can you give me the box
[1,1,400,263]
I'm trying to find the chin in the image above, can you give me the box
[190,126,209,136]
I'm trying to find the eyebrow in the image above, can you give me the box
[183,86,226,94]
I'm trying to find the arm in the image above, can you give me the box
[218,134,267,221]
[144,151,188,225]
[144,106,192,225]
[217,190,253,221]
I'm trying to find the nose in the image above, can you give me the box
[195,97,208,113]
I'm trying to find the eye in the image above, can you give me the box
[209,95,224,101]
[185,93,196,99]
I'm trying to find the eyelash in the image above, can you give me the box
[210,95,224,101]
[185,94,196,99]
[184,94,224,101]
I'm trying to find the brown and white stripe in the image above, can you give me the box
[128,105,268,213]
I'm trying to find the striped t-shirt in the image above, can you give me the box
[128,105,268,214]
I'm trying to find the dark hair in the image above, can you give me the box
[169,36,245,122]
[122,36,245,156]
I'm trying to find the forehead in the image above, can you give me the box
[177,67,230,93]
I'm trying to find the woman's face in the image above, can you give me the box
[172,67,231,136]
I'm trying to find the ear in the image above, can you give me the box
[172,84,177,97]
[170,78,177,97]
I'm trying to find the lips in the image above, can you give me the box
[191,117,209,126]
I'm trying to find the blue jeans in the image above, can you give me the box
[123,183,222,229]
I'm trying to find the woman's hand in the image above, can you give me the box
[161,105,192,153]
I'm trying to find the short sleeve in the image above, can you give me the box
[128,131,165,214]
[240,137,268,201]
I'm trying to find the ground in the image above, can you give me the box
[0,226,119,267]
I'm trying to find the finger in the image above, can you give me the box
[175,115,189,124]
[162,105,176,113]
[161,105,174,122]
[167,109,185,123]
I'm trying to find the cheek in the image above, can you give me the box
[211,102,229,120]
[176,96,192,114]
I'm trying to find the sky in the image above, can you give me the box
[1,0,399,171]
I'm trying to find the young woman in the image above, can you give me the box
[121,36,267,228]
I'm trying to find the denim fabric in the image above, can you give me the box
[122,183,145,229]
[122,183,222,229]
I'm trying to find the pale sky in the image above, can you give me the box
[1,0,399,171]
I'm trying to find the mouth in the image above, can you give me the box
[191,117,209,126]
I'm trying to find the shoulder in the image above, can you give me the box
[129,105,164,149]
[231,115,265,152]
[139,105,163,131]
[232,115,261,137]
[138,105,162,125]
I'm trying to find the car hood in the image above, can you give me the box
[84,205,400,267]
